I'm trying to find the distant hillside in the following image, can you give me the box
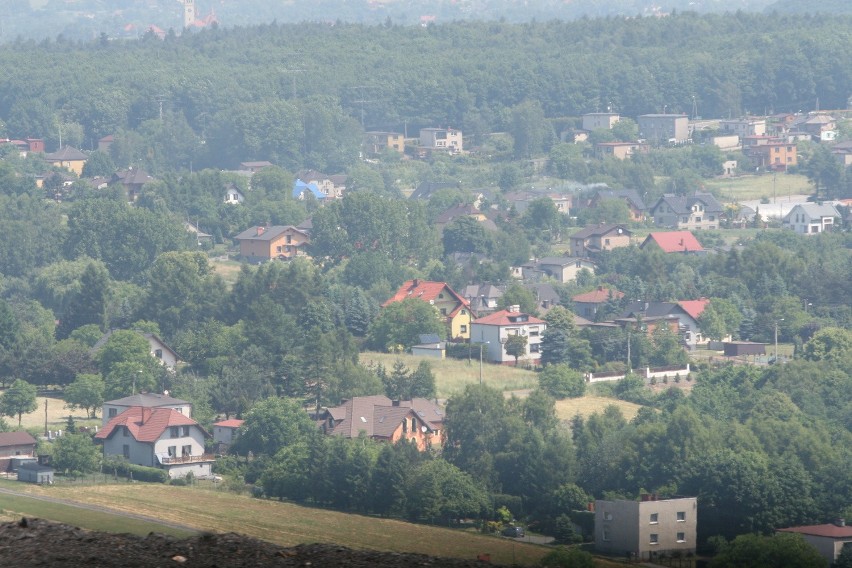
[765,0,852,14]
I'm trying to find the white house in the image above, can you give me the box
[470,305,546,365]
[102,392,191,426]
[783,203,840,235]
[419,127,463,153]
[212,418,244,452]
[95,406,213,479]
[223,184,245,205]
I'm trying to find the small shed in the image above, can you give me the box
[411,334,446,359]
[17,462,54,484]
[723,341,767,357]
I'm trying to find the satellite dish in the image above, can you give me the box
[421,426,428,433]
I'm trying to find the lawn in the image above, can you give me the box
[360,351,538,398]
[209,256,245,288]
[10,483,553,566]
[704,172,811,201]
[1,393,99,434]
[553,396,643,422]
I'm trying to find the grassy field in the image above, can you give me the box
[704,172,811,201]
[209,256,245,288]
[553,396,642,422]
[0,484,194,537]
[2,393,99,434]
[360,351,538,398]
[6,483,554,565]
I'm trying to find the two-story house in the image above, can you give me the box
[383,279,472,340]
[595,141,646,160]
[419,127,463,154]
[620,298,712,349]
[471,305,546,365]
[595,496,697,562]
[95,406,213,479]
[295,170,347,199]
[317,396,444,451]
[234,225,311,261]
[521,257,597,284]
[212,418,244,453]
[718,117,766,137]
[102,392,191,425]
[648,193,724,230]
[570,224,633,257]
[45,146,88,175]
[582,112,621,131]
[783,203,840,235]
[637,114,690,144]
[777,519,852,566]
[363,131,405,155]
[572,286,625,319]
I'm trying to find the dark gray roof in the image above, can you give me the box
[45,146,87,161]
[593,189,646,210]
[538,256,590,267]
[570,223,632,239]
[104,393,189,407]
[418,334,442,344]
[234,225,307,241]
[410,181,458,200]
[651,193,724,215]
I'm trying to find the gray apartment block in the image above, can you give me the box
[595,496,697,561]
[638,114,690,144]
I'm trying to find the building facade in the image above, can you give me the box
[419,128,463,153]
[595,496,698,561]
[637,115,690,144]
[471,305,546,365]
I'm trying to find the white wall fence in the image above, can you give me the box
[586,364,691,384]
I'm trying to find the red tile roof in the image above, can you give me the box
[778,523,852,538]
[213,419,245,429]
[572,286,625,304]
[383,280,469,309]
[95,406,205,444]
[0,431,37,447]
[677,299,710,320]
[642,231,704,253]
[473,309,544,326]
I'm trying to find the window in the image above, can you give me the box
[603,512,613,521]
[182,445,192,457]
[108,408,117,418]
[650,513,659,524]
[695,217,702,223]
[402,419,407,433]
[123,445,130,459]
[155,349,163,359]
[530,343,540,353]
[460,325,467,334]
[168,446,177,457]
[440,308,447,316]
[677,532,686,543]
[276,246,282,253]
[123,426,129,437]
[677,511,686,522]
[682,216,689,223]
[709,215,715,221]
[286,235,292,244]
[604,238,610,246]
[602,530,611,542]
[182,426,190,436]
[170,427,180,438]
[650,534,659,545]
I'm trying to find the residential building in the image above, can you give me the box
[296,170,346,199]
[233,225,311,261]
[363,131,405,155]
[505,190,573,216]
[0,431,37,459]
[317,396,444,451]
[648,193,724,230]
[521,257,596,284]
[102,392,191,425]
[462,283,503,316]
[748,142,797,170]
[223,183,245,204]
[797,114,837,141]
[783,203,840,235]
[411,333,446,359]
[718,117,766,137]
[777,519,852,565]
[471,305,546,365]
[91,331,180,372]
[419,127,463,154]
[640,231,705,254]
[98,135,114,153]
[45,146,88,175]
[95,406,214,479]
[595,141,645,160]
[637,114,690,144]
[212,418,244,453]
[831,140,852,166]
[239,161,273,173]
[526,282,561,314]
[582,112,620,131]
[570,224,633,257]
[572,286,625,319]
[709,135,740,151]
[589,189,646,221]
[292,179,327,201]
[434,203,489,229]
[111,168,155,202]
[595,496,698,561]
[620,298,712,348]
[383,279,472,340]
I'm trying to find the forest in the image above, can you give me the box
[0,12,849,565]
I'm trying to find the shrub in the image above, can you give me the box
[111,462,169,483]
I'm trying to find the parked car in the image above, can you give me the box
[502,525,525,538]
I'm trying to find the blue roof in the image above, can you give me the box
[293,179,327,200]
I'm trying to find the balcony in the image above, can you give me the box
[159,454,215,465]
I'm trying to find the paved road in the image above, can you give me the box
[0,486,198,533]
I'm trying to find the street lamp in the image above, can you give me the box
[479,341,490,386]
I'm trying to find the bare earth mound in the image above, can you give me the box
[1,517,500,567]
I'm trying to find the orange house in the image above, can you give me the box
[233,225,310,261]
[749,142,797,171]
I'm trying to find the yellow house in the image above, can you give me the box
[45,146,88,175]
[383,279,472,340]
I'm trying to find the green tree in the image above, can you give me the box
[504,334,528,366]
[709,533,827,568]
[231,397,319,457]
[499,283,539,316]
[81,150,115,178]
[95,330,153,377]
[0,379,38,426]
[698,298,743,342]
[64,373,105,418]
[539,547,595,568]
[406,459,489,524]
[538,364,586,399]
[802,327,852,363]
[366,299,445,352]
[104,361,160,400]
[56,262,109,340]
[442,216,491,255]
[52,432,101,475]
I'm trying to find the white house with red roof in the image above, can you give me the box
[640,231,705,254]
[572,286,625,319]
[471,305,546,364]
[383,279,472,339]
[212,418,244,452]
[95,406,213,479]
[777,518,852,565]
[620,298,714,349]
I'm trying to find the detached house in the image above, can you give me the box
[595,496,697,561]
[419,127,463,154]
[212,418,244,453]
[471,305,546,365]
[570,224,632,257]
[648,193,724,230]
[572,286,625,319]
[234,225,310,261]
[383,279,472,339]
[777,519,852,566]
[363,131,405,155]
[95,406,213,479]
[45,146,88,175]
[589,189,646,221]
[522,257,596,284]
[102,392,191,425]
[317,395,444,451]
[640,231,705,254]
[783,203,839,235]
[620,298,712,349]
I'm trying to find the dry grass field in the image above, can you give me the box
[1,394,99,434]
[6,483,553,566]
[209,257,245,288]
[704,172,811,201]
[360,351,539,398]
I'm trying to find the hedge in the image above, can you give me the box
[110,462,169,483]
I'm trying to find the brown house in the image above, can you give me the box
[234,225,310,262]
[317,396,444,451]
[570,224,632,257]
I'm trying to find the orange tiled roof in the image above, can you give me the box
[383,280,469,309]
[677,299,710,321]
[473,309,544,326]
[644,231,704,253]
[213,419,245,429]
[572,287,625,304]
[95,406,204,443]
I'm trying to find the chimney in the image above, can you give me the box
[509,304,520,313]
[679,238,684,246]
[256,226,265,236]
[641,493,651,502]
[140,407,151,425]
[412,278,420,288]
[835,518,846,527]
[392,400,400,407]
